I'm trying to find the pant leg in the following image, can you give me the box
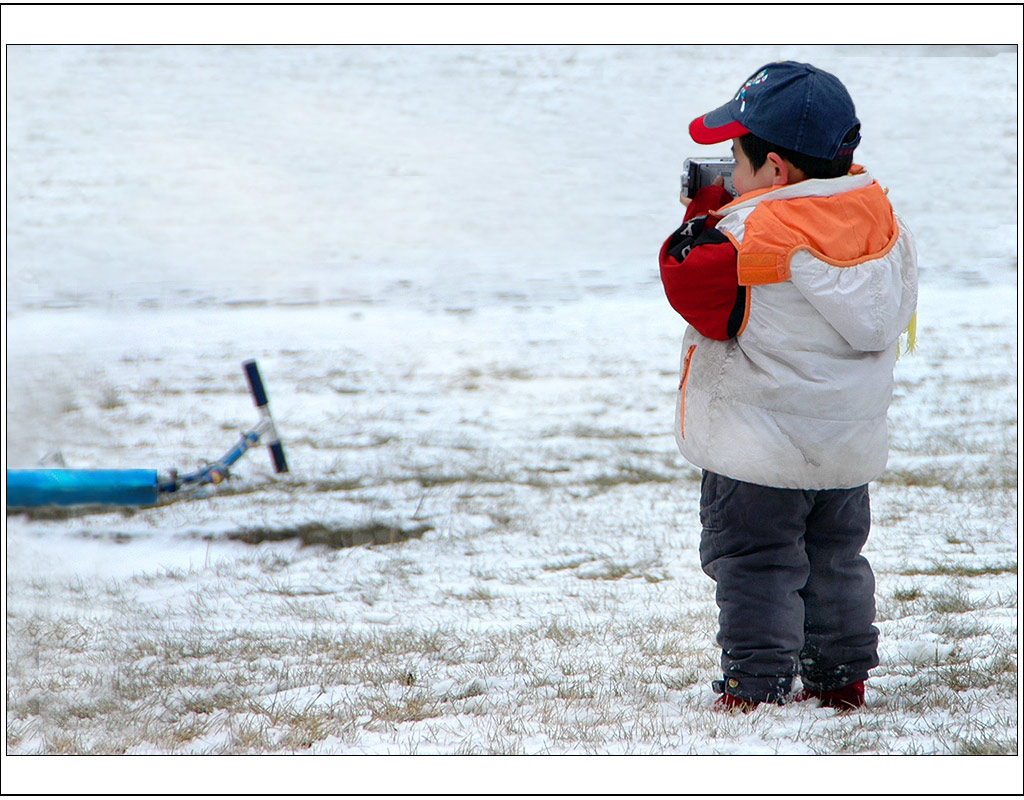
[798,484,879,691]
[698,471,812,703]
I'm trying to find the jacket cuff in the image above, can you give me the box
[684,184,735,221]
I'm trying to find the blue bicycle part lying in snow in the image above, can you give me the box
[6,360,288,509]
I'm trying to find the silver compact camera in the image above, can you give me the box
[680,157,736,199]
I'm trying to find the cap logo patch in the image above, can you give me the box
[734,69,769,113]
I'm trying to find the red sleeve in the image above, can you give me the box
[684,184,734,221]
[659,189,746,341]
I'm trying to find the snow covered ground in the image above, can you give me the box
[3,40,1020,790]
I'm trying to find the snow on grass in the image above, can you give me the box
[6,284,1017,760]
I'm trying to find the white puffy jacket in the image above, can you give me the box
[675,169,918,489]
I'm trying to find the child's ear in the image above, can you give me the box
[766,152,790,186]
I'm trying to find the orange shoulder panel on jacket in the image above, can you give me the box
[737,182,898,285]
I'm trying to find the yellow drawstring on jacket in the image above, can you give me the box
[897,311,917,359]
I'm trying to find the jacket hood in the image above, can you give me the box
[713,167,917,354]
[717,167,876,218]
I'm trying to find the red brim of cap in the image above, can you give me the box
[689,115,750,145]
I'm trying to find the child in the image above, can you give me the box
[659,62,918,712]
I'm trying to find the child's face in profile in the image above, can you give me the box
[730,137,777,196]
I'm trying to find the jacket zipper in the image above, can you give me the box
[679,345,697,440]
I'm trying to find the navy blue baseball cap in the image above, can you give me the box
[689,61,861,160]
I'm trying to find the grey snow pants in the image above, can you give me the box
[698,470,880,703]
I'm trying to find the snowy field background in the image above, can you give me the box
[3,36,1020,789]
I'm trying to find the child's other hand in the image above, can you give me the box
[680,175,725,206]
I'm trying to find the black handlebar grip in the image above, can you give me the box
[243,359,269,408]
[243,360,289,474]
[269,442,289,473]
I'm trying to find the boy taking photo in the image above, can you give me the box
[659,61,919,711]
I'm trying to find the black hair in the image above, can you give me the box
[738,125,860,180]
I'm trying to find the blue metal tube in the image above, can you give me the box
[6,361,285,509]
[6,469,159,508]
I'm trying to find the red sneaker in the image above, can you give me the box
[794,680,865,710]
[714,693,760,713]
